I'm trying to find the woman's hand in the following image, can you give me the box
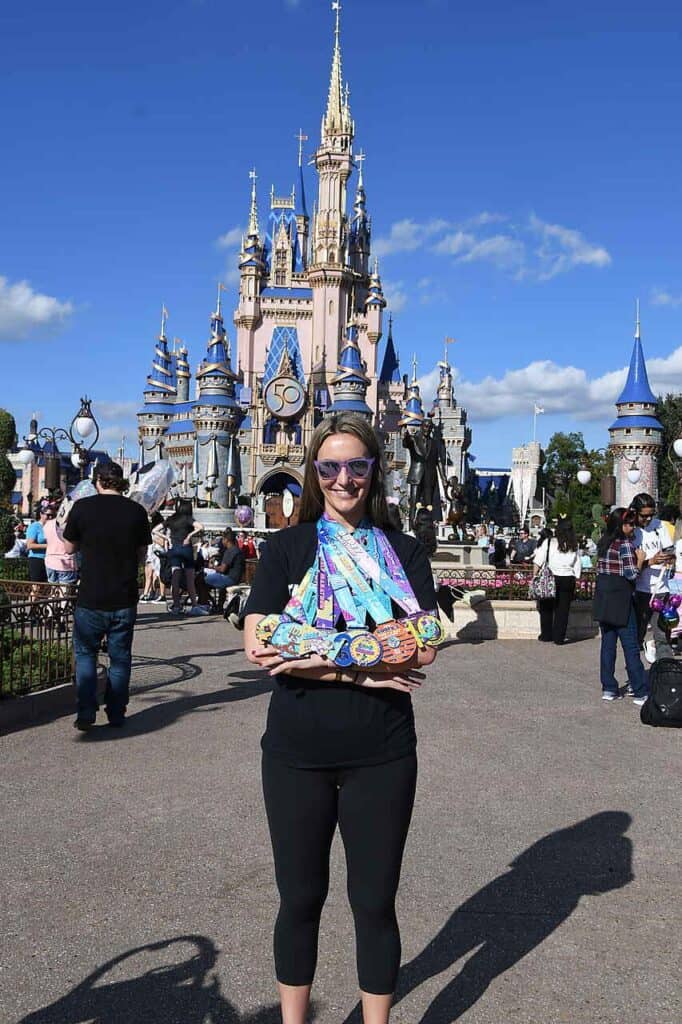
[249,649,330,675]
[355,670,424,694]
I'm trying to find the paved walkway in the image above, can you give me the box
[1,609,680,1024]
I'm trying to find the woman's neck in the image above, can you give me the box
[323,506,367,532]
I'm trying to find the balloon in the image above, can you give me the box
[126,460,177,514]
[57,479,98,527]
[669,593,682,609]
[650,596,665,612]
[660,607,679,629]
[235,505,254,527]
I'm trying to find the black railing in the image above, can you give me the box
[0,580,76,698]
[434,566,596,602]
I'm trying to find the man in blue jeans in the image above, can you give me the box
[63,463,151,730]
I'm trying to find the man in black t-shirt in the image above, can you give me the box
[63,463,151,730]
[204,528,245,611]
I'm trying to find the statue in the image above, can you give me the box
[445,475,468,531]
[402,418,446,529]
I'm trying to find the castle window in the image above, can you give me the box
[275,248,288,286]
[329,300,334,315]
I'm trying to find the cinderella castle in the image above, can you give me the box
[137,5,471,518]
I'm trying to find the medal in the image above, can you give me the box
[348,632,383,668]
[411,612,444,648]
[374,620,418,665]
[328,631,354,667]
[256,614,289,644]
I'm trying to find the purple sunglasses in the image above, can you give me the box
[314,457,375,481]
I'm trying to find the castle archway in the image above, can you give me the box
[256,470,303,528]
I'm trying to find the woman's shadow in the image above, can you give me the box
[345,811,633,1024]
[18,935,281,1024]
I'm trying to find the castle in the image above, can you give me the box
[137,5,471,519]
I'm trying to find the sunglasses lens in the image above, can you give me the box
[347,459,371,478]
[317,461,340,480]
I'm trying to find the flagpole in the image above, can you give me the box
[533,405,537,442]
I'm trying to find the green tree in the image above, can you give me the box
[544,432,612,539]
[0,409,16,453]
[657,393,682,508]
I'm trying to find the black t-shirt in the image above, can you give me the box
[215,542,245,581]
[244,521,437,769]
[166,511,195,548]
[64,494,152,610]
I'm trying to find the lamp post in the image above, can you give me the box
[16,397,100,493]
[576,448,639,507]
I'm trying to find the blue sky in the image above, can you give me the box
[2,0,681,465]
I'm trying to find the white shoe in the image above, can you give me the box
[643,639,657,664]
[632,696,648,707]
[602,691,623,701]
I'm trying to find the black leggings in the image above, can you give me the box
[538,575,576,644]
[262,752,417,995]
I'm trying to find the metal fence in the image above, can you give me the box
[0,580,76,699]
[433,565,596,601]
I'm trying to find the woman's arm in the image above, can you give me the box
[244,614,432,693]
[182,522,204,545]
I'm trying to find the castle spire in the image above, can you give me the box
[247,168,259,238]
[379,314,401,385]
[635,297,641,340]
[323,2,352,141]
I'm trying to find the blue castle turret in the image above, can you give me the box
[139,309,177,463]
[328,317,372,418]
[608,302,662,505]
[193,286,241,507]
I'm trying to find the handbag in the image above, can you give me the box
[592,573,634,628]
[529,542,555,600]
[640,658,682,727]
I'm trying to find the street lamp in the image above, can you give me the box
[19,397,100,491]
[575,447,632,508]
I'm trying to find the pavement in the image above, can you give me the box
[1,608,680,1024]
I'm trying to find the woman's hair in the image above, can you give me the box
[298,413,391,528]
[537,526,553,547]
[385,502,403,532]
[659,504,678,523]
[597,507,636,557]
[150,511,164,529]
[555,516,577,553]
[166,497,194,529]
[630,492,656,512]
[95,462,127,494]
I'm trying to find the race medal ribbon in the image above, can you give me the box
[260,516,444,667]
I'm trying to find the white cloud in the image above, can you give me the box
[459,234,526,271]
[374,219,449,257]
[216,226,243,250]
[375,212,611,283]
[0,276,74,340]
[651,288,682,308]
[529,214,612,280]
[224,267,240,288]
[383,279,408,313]
[416,343,682,425]
[96,401,139,420]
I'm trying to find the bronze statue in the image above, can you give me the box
[402,418,446,529]
[445,475,468,529]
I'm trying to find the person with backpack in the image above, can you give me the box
[593,508,648,704]
[532,518,581,644]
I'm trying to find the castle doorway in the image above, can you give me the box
[257,471,302,529]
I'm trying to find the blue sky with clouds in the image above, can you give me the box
[2,0,681,464]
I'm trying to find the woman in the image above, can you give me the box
[533,517,581,645]
[43,498,78,586]
[164,498,205,614]
[594,508,648,704]
[26,500,50,585]
[244,413,439,1024]
[140,512,168,603]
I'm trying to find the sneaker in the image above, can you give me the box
[228,612,244,630]
[632,696,648,707]
[107,716,126,727]
[168,604,184,615]
[625,683,634,697]
[139,594,152,603]
[644,639,657,664]
[152,594,167,603]
[602,691,623,702]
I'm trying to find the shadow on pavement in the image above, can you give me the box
[77,676,273,741]
[343,811,633,1024]
[18,934,281,1024]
